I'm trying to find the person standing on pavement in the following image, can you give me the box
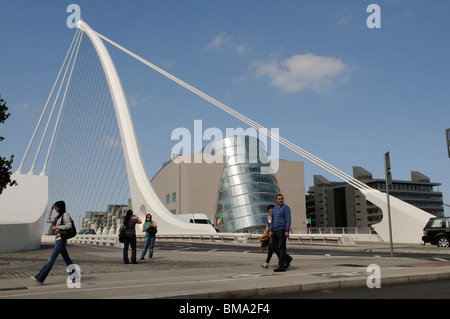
[122,210,142,264]
[140,214,157,260]
[31,201,75,284]
[269,194,293,272]
[261,204,274,268]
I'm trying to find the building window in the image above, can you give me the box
[172,192,176,203]
[166,194,170,204]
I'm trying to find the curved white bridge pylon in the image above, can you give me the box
[77,21,216,235]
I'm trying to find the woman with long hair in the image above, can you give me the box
[140,214,157,260]
[31,201,75,284]
[122,209,142,264]
[261,204,274,268]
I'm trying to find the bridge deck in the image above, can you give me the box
[1,241,449,301]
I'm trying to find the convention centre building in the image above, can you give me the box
[151,135,307,233]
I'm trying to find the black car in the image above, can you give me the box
[78,228,96,235]
[422,217,450,247]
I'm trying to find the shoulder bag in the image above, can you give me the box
[60,213,77,240]
[118,224,126,243]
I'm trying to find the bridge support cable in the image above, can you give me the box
[10,26,131,232]
[43,33,131,231]
[17,28,83,174]
[94,30,371,191]
[32,30,83,175]
[41,30,85,175]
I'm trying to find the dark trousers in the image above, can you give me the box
[271,230,291,270]
[123,234,137,263]
[265,241,274,263]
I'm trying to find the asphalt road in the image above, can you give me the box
[153,241,450,261]
[253,278,450,299]
[155,241,450,300]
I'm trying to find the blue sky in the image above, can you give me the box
[1,1,449,215]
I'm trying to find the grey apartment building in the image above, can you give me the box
[306,166,444,229]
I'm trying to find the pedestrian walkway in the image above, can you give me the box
[1,241,450,299]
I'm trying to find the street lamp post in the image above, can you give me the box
[384,152,394,258]
[446,128,450,158]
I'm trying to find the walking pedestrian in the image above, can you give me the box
[31,201,75,284]
[140,214,157,260]
[269,194,293,272]
[122,210,142,264]
[260,204,274,268]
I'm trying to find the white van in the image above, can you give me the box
[173,213,212,225]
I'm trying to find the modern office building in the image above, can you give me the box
[306,166,444,229]
[151,135,306,233]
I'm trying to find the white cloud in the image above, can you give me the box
[251,53,350,93]
[12,102,34,111]
[206,32,232,51]
[129,93,152,107]
[337,8,353,26]
[206,32,249,55]
[232,43,249,54]
[337,15,351,25]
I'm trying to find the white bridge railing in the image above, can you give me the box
[41,227,381,247]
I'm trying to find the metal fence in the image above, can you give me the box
[41,227,378,247]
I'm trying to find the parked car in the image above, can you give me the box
[422,217,450,247]
[78,228,96,235]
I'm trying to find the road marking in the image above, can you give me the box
[0,271,310,298]
[433,257,450,262]
[171,247,192,252]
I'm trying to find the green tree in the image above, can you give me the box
[0,95,17,194]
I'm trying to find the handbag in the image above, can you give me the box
[145,222,157,236]
[148,225,157,235]
[259,232,269,242]
[118,225,126,243]
[60,214,77,240]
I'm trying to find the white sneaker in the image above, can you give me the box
[31,276,43,285]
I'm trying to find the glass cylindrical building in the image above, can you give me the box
[202,135,280,233]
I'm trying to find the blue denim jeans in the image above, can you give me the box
[35,239,73,283]
[141,235,156,259]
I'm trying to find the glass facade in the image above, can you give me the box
[202,135,280,233]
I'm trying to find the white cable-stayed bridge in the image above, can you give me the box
[0,20,433,252]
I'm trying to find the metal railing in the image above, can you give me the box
[41,235,118,246]
[41,227,379,247]
[292,227,374,235]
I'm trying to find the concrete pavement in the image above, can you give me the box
[1,240,450,299]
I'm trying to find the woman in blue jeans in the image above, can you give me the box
[31,201,75,285]
[140,214,157,260]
